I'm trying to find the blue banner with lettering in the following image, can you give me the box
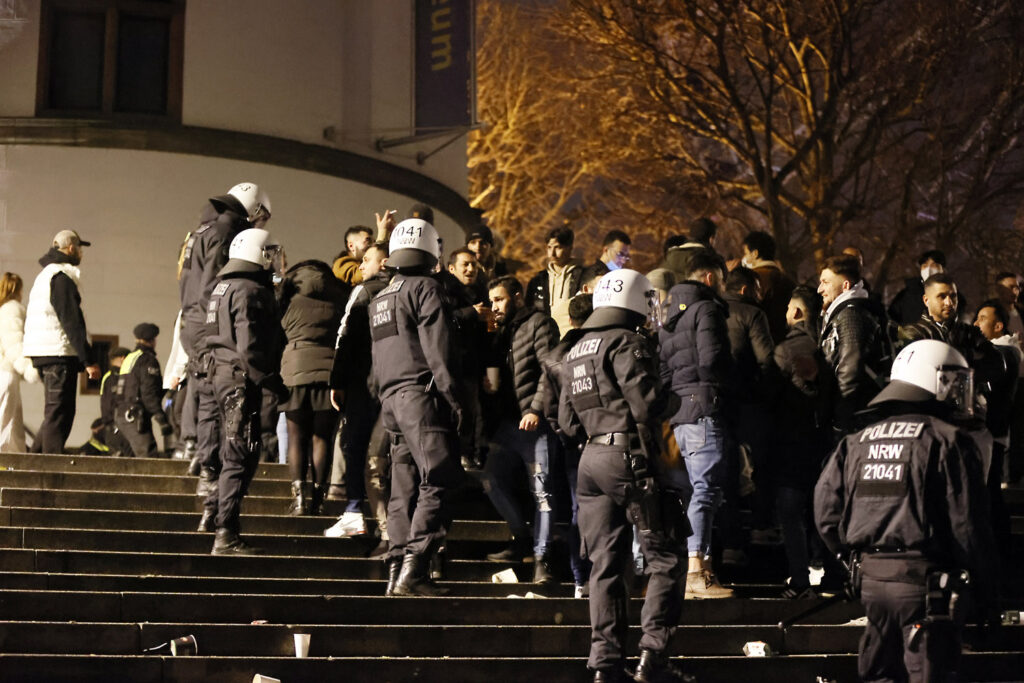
[415,0,474,131]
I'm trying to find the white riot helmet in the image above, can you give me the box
[869,339,974,417]
[228,228,281,270]
[584,269,661,330]
[388,218,440,270]
[227,182,272,223]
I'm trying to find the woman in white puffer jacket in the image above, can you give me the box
[0,273,40,452]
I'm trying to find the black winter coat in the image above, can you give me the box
[723,291,774,396]
[525,267,584,317]
[179,199,250,356]
[820,296,886,433]
[659,281,732,425]
[279,260,350,387]
[330,271,389,390]
[494,306,559,418]
[206,264,282,388]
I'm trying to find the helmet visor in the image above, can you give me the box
[936,365,974,418]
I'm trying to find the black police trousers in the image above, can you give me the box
[577,443,685,672]
[191,354,222,479]
[859,577,962,683]
[114,410,158,458]
[381,386,460,560]
[209,367,262,531]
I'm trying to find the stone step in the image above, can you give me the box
[0,526,507,558]
[4,620,1021,657]
[0,590,866,626]
[0,452,289,479]
[4,652,1024,683]
[0,506,510,540]
[0,470,292,496]
[0,548,531,581]
[0,485,503,519]
[0,572,577,598]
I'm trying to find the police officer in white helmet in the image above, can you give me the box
[202,228,286,554]
[558,270,693,683]
[179,183,271,527]
[366,218,463,596]
[815,340,998,681]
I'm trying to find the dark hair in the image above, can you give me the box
[977,298,1009,328]
[994,271,1018,283]
[602,230,631,247]
[369,240,389,257]
[821,254,861,283]
[408,203,434,224]
[742,231,776,261]
[725,266,759,294]
[690,217,717,245]
[546,226,574,247]
[686,249,725,281]
[447,247,475,267]
[917,249,946,267]
[923,272,957,292]
[569,293,594,325]
[109,346,131,361]
[488,275,523,298]
[663,234,688,255]
[344,225,373,242]
[790,286,822,328]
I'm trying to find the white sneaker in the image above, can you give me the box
[574,584,586,599]
[324,511,367,537]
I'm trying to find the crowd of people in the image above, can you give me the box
[0,184,1016,682]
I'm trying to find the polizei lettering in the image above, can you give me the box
[567,338,602,360]
[858,421,925,442]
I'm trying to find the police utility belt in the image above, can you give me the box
[589,432,641,449]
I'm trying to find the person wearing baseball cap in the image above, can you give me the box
[23,230,100,453]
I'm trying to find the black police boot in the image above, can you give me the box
[211,527,262,556]
[197,507,216,532]
[486,536,532,562]
[430,548,447,580]
[196,466,219,498]
[289,481,306,516]
[592,667,631,683]
[393,553,450,596]
[533,554,556,584]
[384,555,403,596]
[634,648,695,683]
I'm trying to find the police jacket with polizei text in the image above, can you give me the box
[540,328,587,432]
[658,281,733,425]
[558,326,674,442]
[116,344,168,426]
[498,305,559,418]
[178,200,250,357]
[813,412,997,589]
[205,267,282,387]
[368,273,461,412]
[330,271,390,390]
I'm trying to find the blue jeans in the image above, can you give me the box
[482,417,554,556]
[670,416,727,557]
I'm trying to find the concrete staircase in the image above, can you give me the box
[1,451,1022,682]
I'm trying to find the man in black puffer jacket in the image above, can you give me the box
[659,249,735,599]
[482,275,561,581]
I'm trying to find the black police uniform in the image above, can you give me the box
[368,272,462,593]
[100,367,131,455]
[178,199,251,492]
[204,261,282,539]
[815,411,997,682]
[557,318,687,678]
[113,344,172,458]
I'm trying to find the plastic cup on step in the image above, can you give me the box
[491,568,518,583]
[169,634,197,656]
[294,632,311,658]
[253,676,281,683]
